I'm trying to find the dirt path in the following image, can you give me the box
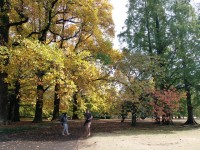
[78,119,200,150]
[78,128,200,150]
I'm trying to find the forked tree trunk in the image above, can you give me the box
[32,5,48,123]
[52,83,60,121]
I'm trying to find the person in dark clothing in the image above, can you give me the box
[84,109,93,137]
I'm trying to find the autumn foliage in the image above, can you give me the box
[150,88,186,117]
[0,0,123,124]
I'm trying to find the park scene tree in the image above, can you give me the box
[1,0,200,149]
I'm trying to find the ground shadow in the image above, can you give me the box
[1,118,200,142]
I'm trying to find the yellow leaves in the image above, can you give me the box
[65,24,79,37]
[65,50,101,92]
[2,0,122,117]
[4,39,68,102]
[58,0,115,55]
[0,46,9,72]
[106,48,122,63]
[96,0,114,36]
[75,0,99,23]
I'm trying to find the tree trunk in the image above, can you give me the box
[0,0,10,125]
[33,74,44,123]
[11,97,20,122]
[8,81,20,122]
[0,73,8,125]
[184,79,197,125]
[32,4,49,122]
[72,92,78,120]
[131,105,137,126]
[0,2,9,45]
[131,112,137,126]
[13,81,20,122]
[8,92,14,121]
[52,83,60,121]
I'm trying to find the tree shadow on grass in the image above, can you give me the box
[0,120,86,150]
[0,120,85,142]
[0,118,200,142]
[91,118,200,137]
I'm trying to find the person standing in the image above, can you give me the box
[84,109,93,137]
[61,113,70,136]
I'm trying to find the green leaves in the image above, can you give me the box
[117,0,200,121]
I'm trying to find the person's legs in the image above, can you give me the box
[88,127,90,136]
[65,123,70,135]
[62,123,68,135]
[85,124,88,136]
[86,122,91,137]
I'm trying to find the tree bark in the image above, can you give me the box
[33,74,44,123]
[52,83,60,121]
[13,81,20,122]
[184,79,197,125]
[0,2,9,45]
[32,1,59,123]
[8,81,20,122]
[131,105,137,126]
[0,0,9,125]
[0,73,8,124]
[72,92,78,120]
[131,112,137,126]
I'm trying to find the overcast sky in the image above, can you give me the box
[110,0,200,49]
[110,0,128,49]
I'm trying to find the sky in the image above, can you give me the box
[110,0,128,49]
[110,0,200,49]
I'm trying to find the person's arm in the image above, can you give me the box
[63,116,67,122]
[89,113,93,120]
[66,116,68,122]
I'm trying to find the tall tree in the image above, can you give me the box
[30,0,59,123]
[113,52,158,125]
[0,0,10,125]
[1,0,118,123]
[0,0,28,124]
[48,0,115,119]
[119,0,200,124]
[168,1,200,124]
